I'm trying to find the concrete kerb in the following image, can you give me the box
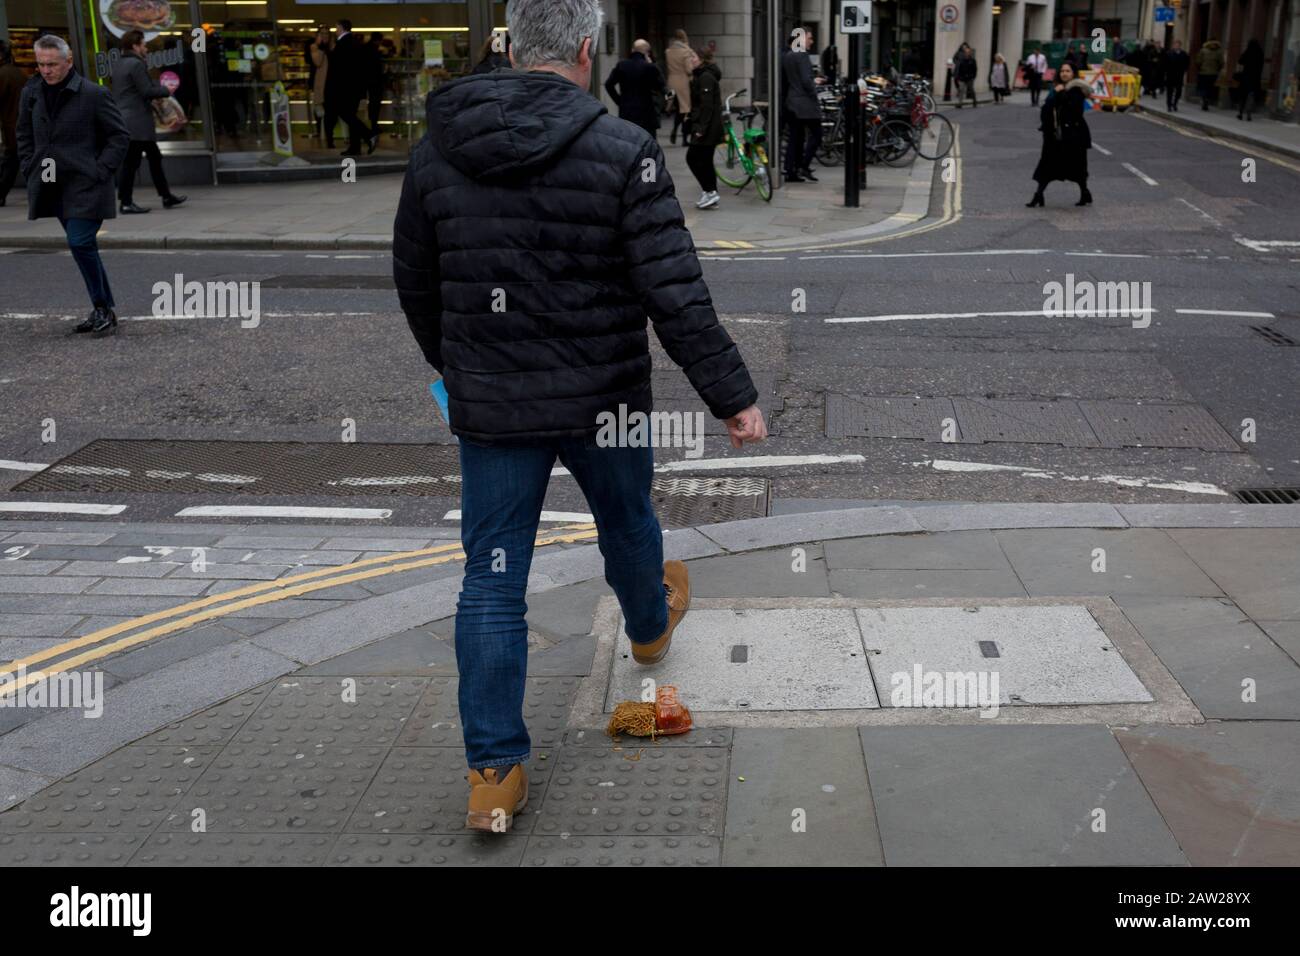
[1133,107,1300,163]
[0,500,1291,809]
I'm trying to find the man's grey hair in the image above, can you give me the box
[506,0,603,68]
[35,34,72,58]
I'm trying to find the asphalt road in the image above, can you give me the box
[2,103,1298,525]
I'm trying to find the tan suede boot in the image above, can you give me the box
[631,560,690,665]
[465,763,528,832]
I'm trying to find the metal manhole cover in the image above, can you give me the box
[1077,401,1240,452]
[826,395,959,441]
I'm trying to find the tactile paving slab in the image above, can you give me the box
[825,395,959,441]
[231,677,426,748]
[0,744,219,833]
[608,609,880,712]
[131,832,336,866]
[141,685,274,747]
[564,727,734,749]
[348,747,553,835]
[329,833,526,866]
[1078,401,1240,451]
[156,742,388,833]
[533,745,728,837]
[951,398,1100,447]
[857,605,1153,706]
[0,832,147,866]
[521,834,719,866]
[396,677,579,749]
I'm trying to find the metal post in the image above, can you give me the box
[844,20,860,207]
[769,0,781,190]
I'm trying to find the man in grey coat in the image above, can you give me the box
[111,30,185,213]
[16,34,130,335]
[781,27,823,181]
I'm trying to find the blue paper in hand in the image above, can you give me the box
[429,380,451,427]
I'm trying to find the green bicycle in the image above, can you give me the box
[712,89,773,202]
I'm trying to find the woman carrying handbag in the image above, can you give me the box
[1027,61,1093,208]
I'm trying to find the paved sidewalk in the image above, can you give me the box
[0,503,1297,866]
[0,138,937,252]
[1135,98,1300,161]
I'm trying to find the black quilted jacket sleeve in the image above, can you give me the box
[617,137,758,421]
[392,158,444,374]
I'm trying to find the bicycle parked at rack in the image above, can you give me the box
[712,89,773,202]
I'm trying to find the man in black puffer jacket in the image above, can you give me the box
[393,0,765,832]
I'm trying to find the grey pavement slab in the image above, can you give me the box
[860,724,1188,866]
[0,533,115,545]
[0,613,85,637]
[62,615,135,636]
[1167,529,1300,620]
[686,546,831,597]
[246,549,363,565]
[0,561,67,576]
[0,595,189,615]
[140,685,271,748]
[87,578,211,597]
[1259,621,1300,665]
[994,529,1224,597]
[205,579,374,601]
[700,506,922,552]
[829,568,1028,599]
[1115,722,1300,866]
[214,535,328,549]
[723,727,883,867]
[320,538,436,552]
[610,608,879,712]
[521,834,718,866]
[105,532,225,548]
[297,627,458,677]
[824,530,1011,570]
[98,623,249,682]
[1118,504,1300,528]
[0,642,298,785]
[55,561,176,578]
[0,638,67,662]
[911,503,1127,532]
[227,599,345,619]
[1115,596,1300,719]
[230,676,426,748]
[525,579,612,639]
[0,832,148,866]
[329,833,527,866]
[166,564,292,580]
[0,743,220,832]
[532,744,727,839]
[354,564,464,596]
[0,577,91,594]
[858,605,1152,707]
[132,832,338,866]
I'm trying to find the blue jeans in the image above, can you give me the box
[59,218,115,309]
[455,435,668,770]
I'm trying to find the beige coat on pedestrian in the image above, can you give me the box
[665,40,692,114]
[311,41,330,114]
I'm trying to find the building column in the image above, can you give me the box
[967,0,994,92]
[932,0,967,95]
[1000,1,1027,65]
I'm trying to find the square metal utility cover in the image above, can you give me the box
[607,608,880,712]
[857,605,1153,706]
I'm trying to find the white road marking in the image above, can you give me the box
[1121,162,1159,186]
[175,505,392,519]
[0,460,49,472]
[1234,237,1300,252]
[1176,197,1223,228]
[1092,143,1113,156]
[1062,251,1151,258]
[0,501,127,515]
[1175,308,1275,318]
[799,249,1052,261]
[826,308,1159,323]
[919,459,1228,496]
[443,509,594,523]
[549,452,865,479]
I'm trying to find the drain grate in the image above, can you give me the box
[14,440,769,525]
[1234,487,1300,504]
[1250,325,1299,346]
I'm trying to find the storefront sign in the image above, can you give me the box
[94,37,184,79]
[423,39,444,68]
[271,81,294,158]
[254,43,271,61]
[1154,6,1176,22]
[159,70,180,94]
[100,0,175,42]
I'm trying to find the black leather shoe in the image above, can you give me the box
[91,307,117,336]
[1076,187,1093,206]
[1026,191,1045,207]
[73,309,99,333]
[784,172,806,182]
[120,202,151,214]
[162,194,187,208]
[799,168,819,182]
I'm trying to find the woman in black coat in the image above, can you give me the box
[1027,61,1093,207]
[1235,39,1265,120]
[685,48,724,207]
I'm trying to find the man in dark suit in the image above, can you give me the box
[782,27,823,181]
[16,34,129,336]
[0,40,28,206]
[325,19,374,155]
[603,39,664,137]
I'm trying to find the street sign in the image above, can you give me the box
[938,4,960,32]
[1154,6,1176,22]
[841,0,872,34]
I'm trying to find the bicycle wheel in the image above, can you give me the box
[920,92,937,113]
[816,115,844,165]
[713,137,749,188]
[751,143,773,201]
[913,111,954,160]
[873,119,916,166]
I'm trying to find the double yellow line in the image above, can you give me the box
[0,524,599,697]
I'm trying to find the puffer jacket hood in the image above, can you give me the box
[426,70,606,181]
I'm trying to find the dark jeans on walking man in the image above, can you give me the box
[685,141,716,191]
[1197,74,1216,109]
[1166,83,1184,110]
[59,216,115,309]
[118,140,172,206]
[1028,72,1043,105]
[784,116,822,177]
